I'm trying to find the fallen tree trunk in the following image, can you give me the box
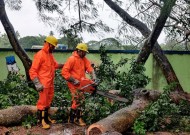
[87,89,190,135]
[0,105,58,126]
[1,90,190,130]
[87,89,160,135]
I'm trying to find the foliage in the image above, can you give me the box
[60,29,82,49]
[132,83,190,134]
[161,39,190,51]
[0,32,80,49]
[52,69,72,122]
[0,73,37,109]
[96,45,150,101]
[88,38,125,50]
[33,0,113,41]
[5,0,22,10]
[0,31,20,48]
[1,30,189,51]
[124,60,151,92]
[0,73,38,127]
[58,36,68,46]
[19,35,46,49]
[4,0,190,50]
[83,45,151,124]
[0,33,11,48]
[22,115,37,129]
[132,121,146,135]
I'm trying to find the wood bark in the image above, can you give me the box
[0,105,58,126]
[0,0,32,80]
[0,91,189,131]
[87,100,149,135]
[87,89,160,135]
[104,0,183,92]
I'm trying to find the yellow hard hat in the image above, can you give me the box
[76,43,89,53]
[45,36,58,47]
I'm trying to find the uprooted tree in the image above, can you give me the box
[1,0,190,134]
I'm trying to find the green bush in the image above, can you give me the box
[132,84,190,134]
[0,73,37,109]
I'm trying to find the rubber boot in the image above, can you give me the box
[45,108,56,124]
[68,109,76,124]
[41,110,50,129]
[74,109,86,126]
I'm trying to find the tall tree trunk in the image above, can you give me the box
[0,0,32,80]
[104,0,183,92]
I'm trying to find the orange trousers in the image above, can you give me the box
[69,88,85,110]
[68,78,95,110]
[37,87,54,110]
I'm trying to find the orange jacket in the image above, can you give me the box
[29,43,59,88]
[61,51,93,88]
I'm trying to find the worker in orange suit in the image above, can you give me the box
[61,43,97,126]
[29,35,63,129]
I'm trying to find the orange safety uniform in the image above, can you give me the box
[61,51,94,109]
[29,43,59,110]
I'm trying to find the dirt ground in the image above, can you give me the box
[0,123,87,135]
[2,125,190,135]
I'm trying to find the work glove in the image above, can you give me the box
[32,77,44,92]
[68,77,80,86]
[73,79,80,85]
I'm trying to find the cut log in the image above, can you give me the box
[87,89,161,135]
[0,126,9,135]
[0,105,58,126]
